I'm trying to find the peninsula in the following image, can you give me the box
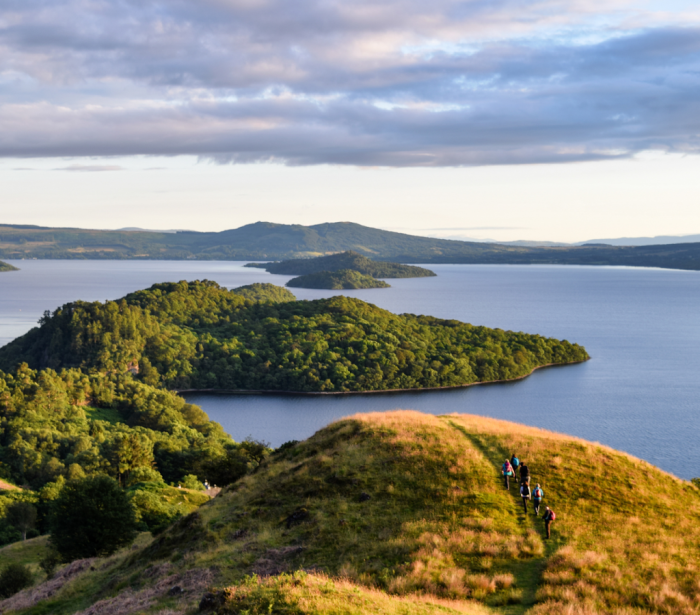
[0,280,587,393]
[0,260,17,272]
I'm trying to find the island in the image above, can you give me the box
[0,280,588,393]
[286,269,391,290]
[0,260,18,272]
[245,250,436,278]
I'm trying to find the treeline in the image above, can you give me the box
[0,281,589,393]
[248,251,436,278]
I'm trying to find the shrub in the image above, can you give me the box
[50,475,137,561]
[0,563,33,598]
[181,474,204,490]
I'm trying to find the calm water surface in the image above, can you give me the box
[1,260,698,478]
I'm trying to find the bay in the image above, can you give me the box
[1,260,698,478]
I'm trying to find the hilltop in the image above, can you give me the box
[2,222,700,270]
[4,411,700,615]
[0,281,587,392]
[0,260,18,272]
[248,251,436,278]
[286,269,392,289]
[230,282,296,302]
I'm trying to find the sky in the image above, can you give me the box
[1,0,700,242]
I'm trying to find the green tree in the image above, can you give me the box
[50,475,137,561]
[0,563,33,598]
[5,501,37,541]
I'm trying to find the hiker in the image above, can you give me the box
[543,506,556,539]
[510,454,520,479]
[520,481,531,513]
[502,458,514,489]
[532,484,544,515]
[519,461,530,485]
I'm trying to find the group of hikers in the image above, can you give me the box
[502,454,556,539]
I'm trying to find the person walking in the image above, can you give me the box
[510,454,520,480]
[519,461,530,485]
[543,506,556,539]
[502,459,513,489]
[532,484,544,515]
[520,481,531,513]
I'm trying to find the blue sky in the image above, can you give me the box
[1,0,699,241]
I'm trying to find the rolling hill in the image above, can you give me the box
[286,270,392,289]
[3,411,700,615]
[3,222,700,270]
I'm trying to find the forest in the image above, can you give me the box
[286,270,391,289]
[0,261,18,272]
[0,281,589,393]
[247,251,436,278]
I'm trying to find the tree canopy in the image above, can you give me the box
[0,260,18,272]
[286,270,391,289]
[247,251,436,278]
[0,280,589,394]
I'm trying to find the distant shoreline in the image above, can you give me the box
[175,358,589,397]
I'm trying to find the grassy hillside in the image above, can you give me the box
[0,281,588,392]
[4,411,700,615]
[0,260,18,272]
[251,251,436,277]
[3,222,700,270]
[286,269,391,289]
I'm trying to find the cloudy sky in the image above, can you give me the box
[1,0,699,241]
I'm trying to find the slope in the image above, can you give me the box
[0,260,18,272]
[286,269,391,289]
[7,411,700,615]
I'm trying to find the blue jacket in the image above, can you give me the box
[533,488,544,500]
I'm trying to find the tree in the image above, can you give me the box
[0,563,33,598]
[50,475,137,561]
[5,501,37,541]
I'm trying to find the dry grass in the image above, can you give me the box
[448,412,700,614]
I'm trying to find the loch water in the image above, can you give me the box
[1,260,699,479]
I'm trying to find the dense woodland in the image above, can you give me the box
[248,251,436,277]
[286,270,391,289]
[0,281,588,393]
[230,282,296,302]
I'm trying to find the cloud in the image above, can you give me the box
[0,1,699,165]
[53,164,124,172]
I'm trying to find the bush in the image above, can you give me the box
[50,475,137,561]
[181,474,204,490]
[0,563,33,598]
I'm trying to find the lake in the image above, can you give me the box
[1,259,699,479]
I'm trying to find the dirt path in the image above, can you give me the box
[0,479,19,490]
[446,419,557,615]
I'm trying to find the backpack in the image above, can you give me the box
[503,462,513,475]
[511,457,520,468]
[547,511,556,521]
[533,488,543,499]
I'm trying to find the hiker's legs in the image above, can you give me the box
[545,521,551,539]
[504,475,509,489]
[533,500,540,515]
[522,497,528,513]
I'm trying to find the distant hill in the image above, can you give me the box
[286,270,391,289]
[249,251,436,277]
[0,260,18,272]
[2,221,700,270]
[580,233,700,246]
[7,411,700,614]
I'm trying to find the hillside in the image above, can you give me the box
[3,222,700,270]
[249,251,436,277]
[0,260,18,272]
[286,269,391,289]
[230,282,296,302]
[5,411,700,615]
[0,281,588,392]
